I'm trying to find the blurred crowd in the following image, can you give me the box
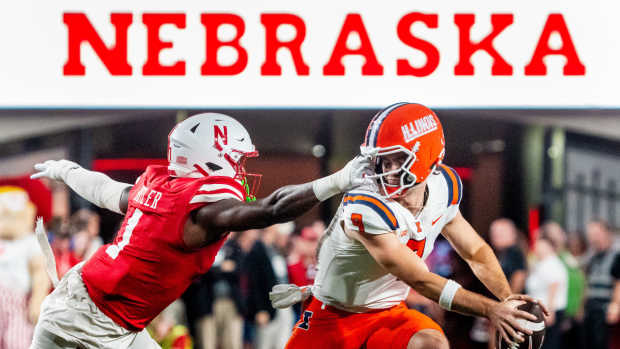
[446,218,620,349]
[1,181,620,349]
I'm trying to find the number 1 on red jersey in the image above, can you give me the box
[106,208,143,259]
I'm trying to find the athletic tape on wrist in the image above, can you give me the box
[438,279,462,311]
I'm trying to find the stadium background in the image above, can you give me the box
[1,0,619,348]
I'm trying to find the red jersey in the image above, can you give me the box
[81,165,246,330]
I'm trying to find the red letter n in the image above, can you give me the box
[454,14,513,76]
[525,14,585,76]
[323,14,383,76]
[201,14,248,76]
[397,12,440,77]
[261,14,309,76]
[63,13,132,76]
[142,13,186,76]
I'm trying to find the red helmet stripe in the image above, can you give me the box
[193,164,210,177]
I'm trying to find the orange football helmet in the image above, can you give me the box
[361,102,446,198]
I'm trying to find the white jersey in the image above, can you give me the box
[0,234,42,296]
[313,165,462,313]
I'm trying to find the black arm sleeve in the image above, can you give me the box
[119,186,132,214]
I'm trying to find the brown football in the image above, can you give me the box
[495,301,546,349]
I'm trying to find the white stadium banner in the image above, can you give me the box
[0,0,618,108]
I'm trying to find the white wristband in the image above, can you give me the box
[438,279,462,311]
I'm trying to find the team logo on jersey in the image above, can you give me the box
[298,310,313,330]
[401,114,438,143]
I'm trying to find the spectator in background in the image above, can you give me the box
[205,234,246,349]
[287,224,320,289]
[567,231,589,269]
[235,229,260,349]
[147,300,192,349]
[489,218,527,293]
[287,223,321,321]
[245,224,294,349]
[484,218,528,349]
[583,220,620,349]
[48,217,81,279]
[183,230,252,349]
[274,222,295,256]
[526,229,568,349]
[540,222,586,349]
[237,229,260,255]
[70,208,102,260]
[0,186,50,349]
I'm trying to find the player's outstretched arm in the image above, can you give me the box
[441,211,512,300]
[189,156,372,246]
[349,228,540,347]
[31,159,132,214]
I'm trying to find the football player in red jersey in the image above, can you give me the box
[28,113,372,349]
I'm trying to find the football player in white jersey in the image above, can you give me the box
[276,103,547,349]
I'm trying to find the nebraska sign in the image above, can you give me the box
[0,1,614,107]
[62,13,584,77]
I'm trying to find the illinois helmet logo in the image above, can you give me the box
[401,114,438,143]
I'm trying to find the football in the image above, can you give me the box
[495,301,546,349]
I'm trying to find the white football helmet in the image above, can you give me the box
[167,113,260,198]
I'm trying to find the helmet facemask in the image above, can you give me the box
[231,151,262,202]
[364,142,421,199]
[214,143,262,201]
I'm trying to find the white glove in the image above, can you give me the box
[31,159,130,214]
[338,155,375,192]
[269,284,313,309]
[312,155,374,201]
[31,159,81,182]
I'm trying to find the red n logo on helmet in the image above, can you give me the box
[214,125,228,146]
